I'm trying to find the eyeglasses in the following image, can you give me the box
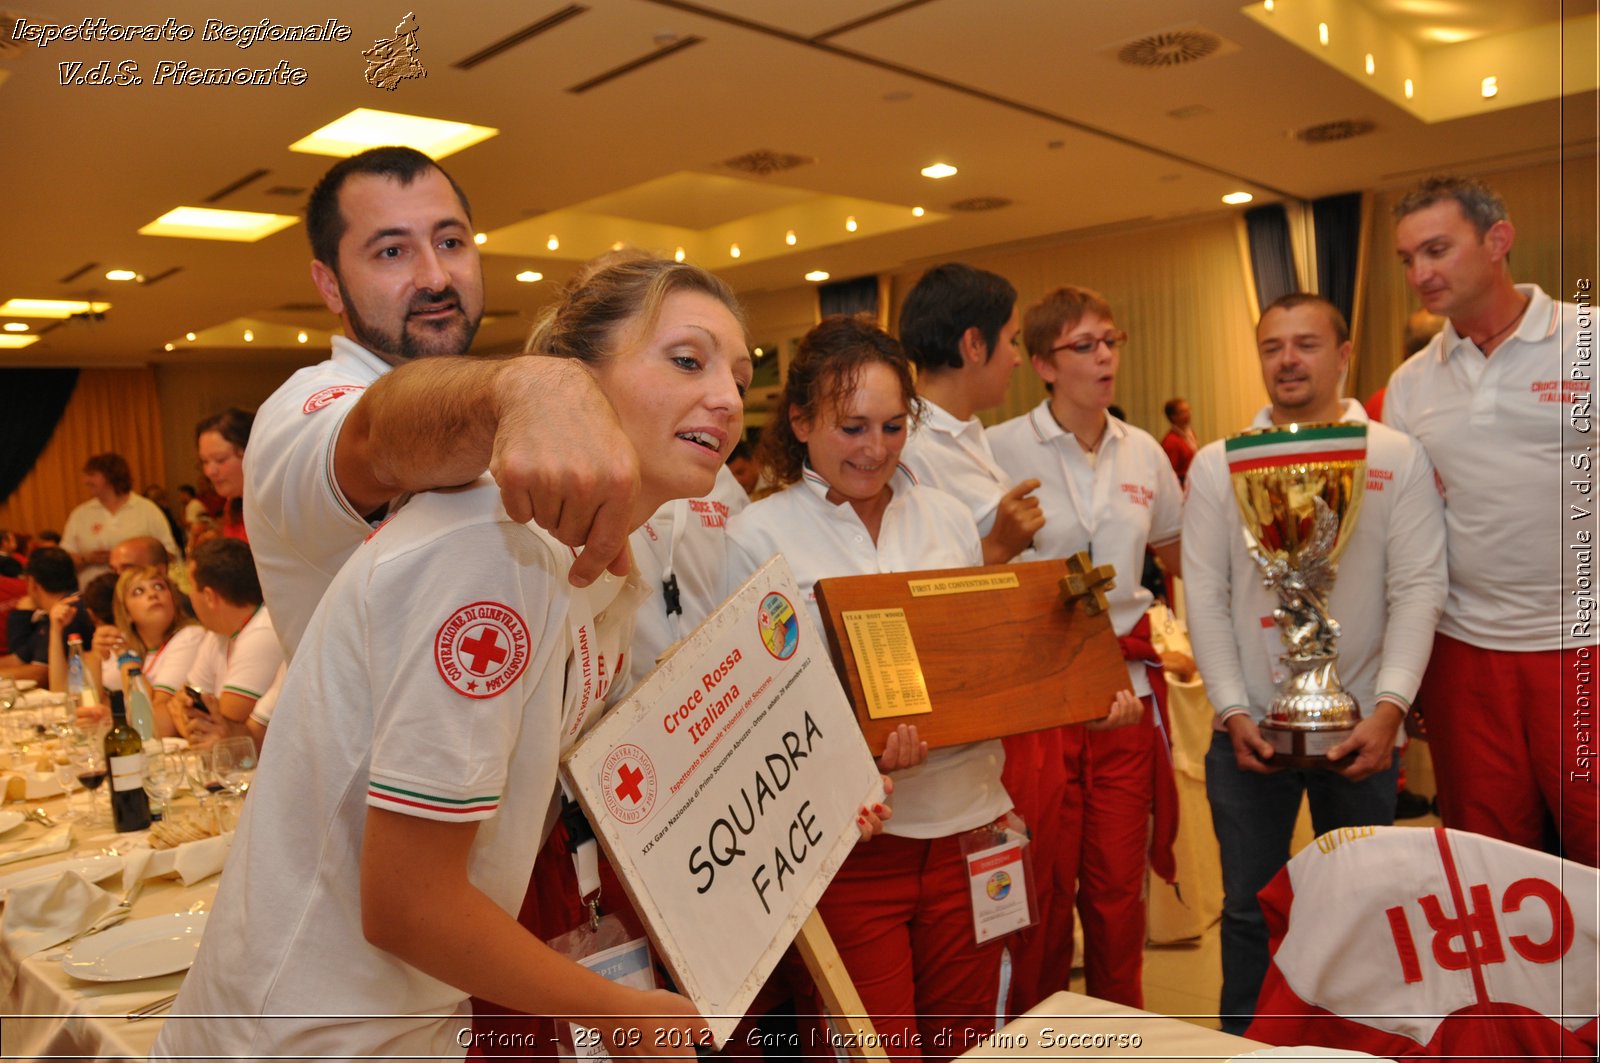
[1050,330,1128,356]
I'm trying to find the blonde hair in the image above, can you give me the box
[524,249,746,364]
[113,565,195,657]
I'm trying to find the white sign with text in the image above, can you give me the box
[562,555,883,1046]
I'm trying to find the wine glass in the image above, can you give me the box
[70,745,109,827]
[142,742,186,821]
[212,737,258,796]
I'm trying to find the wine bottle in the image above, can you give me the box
[124,664,158,743]
[104,691,152,832]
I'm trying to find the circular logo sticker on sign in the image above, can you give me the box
[302,383,366,414]
[757,592,799,661]
[434,601,531,699]
[601,743,657,824]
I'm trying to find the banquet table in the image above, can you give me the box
[0,785,224,1061]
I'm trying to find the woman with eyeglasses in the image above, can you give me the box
[987,285,1184,1009]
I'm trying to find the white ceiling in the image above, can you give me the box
[1,0,1592,367]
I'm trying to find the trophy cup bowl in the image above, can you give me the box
[1226,422,1367,769]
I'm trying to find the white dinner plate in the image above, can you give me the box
[0,810,24,835]
[14,680,37,691]
[0,853,124,901]
[60,911,208,982]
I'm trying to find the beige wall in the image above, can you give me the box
[155,355,320,494]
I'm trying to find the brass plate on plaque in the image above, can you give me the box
[815,560,1129,754]
[906,572,1021,598]
[840,608,933,719]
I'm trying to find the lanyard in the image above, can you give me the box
[1034,405,1109,560]
[638,499,690,639]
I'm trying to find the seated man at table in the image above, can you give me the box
[160,538,282,744]
[1,548,93,684]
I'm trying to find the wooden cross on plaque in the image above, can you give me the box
[1060,551,1116,616]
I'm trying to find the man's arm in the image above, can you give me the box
[335,355,640,587]
[362,809,707,1057]
[1181,449,1277,769]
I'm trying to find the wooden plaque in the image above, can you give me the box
[814,559,1130,755]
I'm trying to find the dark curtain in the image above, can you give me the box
[817,275,879,319]
[1312,192,1362,326]
[1245,204,1298,310]
[0,369,78,505]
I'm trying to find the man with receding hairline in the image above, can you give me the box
[1385,174,1598,867]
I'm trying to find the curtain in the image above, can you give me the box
[1244,204,1299,311]
[0,368,166,536]
[1312,192,1363,327]
[817,275,878,319]
[0,369,77,505]
[884,213,1264,450]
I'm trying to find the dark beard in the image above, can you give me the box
[339,278,481,364]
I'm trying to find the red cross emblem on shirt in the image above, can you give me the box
[460,626,508,674]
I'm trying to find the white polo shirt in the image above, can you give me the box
[186,605,286,712]
[726,467,1010,839]
[988,403,1183,696]
[157,478,645,1060]
[61,494,179,587]
[244,335,392,657]
[100,623,207,695]
[627,469,744,688]
[1384,284,1596,651]
[1181,400,1447,736]
[900,397,1011,537]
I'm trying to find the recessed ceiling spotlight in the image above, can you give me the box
[912,206,925,217]
[1365,53,1375,76]
[1481,76,1498,98]
[516,271,543,283]
[674,247,686,263]
[845,216,858,233]
[729,243,741,259]
[298,331,308,343]
[1318,22,1329,46]
[243,329,254,343]
[185,331,197,341]
[164,343,175,351]
[785,230,797,246]
[3,323,29,332]
[1222,191,1254,205]
[753,347,764,358]
[1404,78,1415,98]
[546,235,560,252]
[474,233,487,245]
[105,269,140,282]
[1263,0,1273,11]
[920,163,958,179]
[805,271,830,282]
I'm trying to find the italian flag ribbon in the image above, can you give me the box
[1225,423,1366,474]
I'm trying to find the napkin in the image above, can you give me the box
[0,869,118,958]
[122,831,233,887]
[0,823,72,866]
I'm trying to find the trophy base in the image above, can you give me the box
[1262,723,1355,771]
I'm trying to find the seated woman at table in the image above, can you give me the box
[153,253,755,1062]
[724,315,1122,1063]
[61,566,205,735]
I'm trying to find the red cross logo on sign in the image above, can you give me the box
[614,762,645,804]
[601,744,656,824]
[435,602,530,699]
